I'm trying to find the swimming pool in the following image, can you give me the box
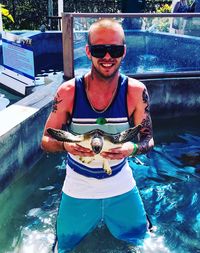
[0,86,23,111]
[0,115,199,253]
[73,26,200,78]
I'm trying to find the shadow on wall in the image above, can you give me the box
[143,77,200,119]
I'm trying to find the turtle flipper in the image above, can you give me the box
[107,124,142,144]
[79,157,112,175]
[103,159,112,175]
[117,124,142,143]
[47,128,84,142]
[79,156,94,164]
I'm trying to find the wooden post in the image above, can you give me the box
[62,13,74,80]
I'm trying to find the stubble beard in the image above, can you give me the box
[91,61,121,80]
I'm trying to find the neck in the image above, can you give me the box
[88,69,120,91]
[84,72,120,112]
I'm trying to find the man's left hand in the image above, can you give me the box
[100,142,134,160]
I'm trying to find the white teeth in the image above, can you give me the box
[102,63,112,67]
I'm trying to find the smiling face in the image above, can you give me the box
[86,19,126,79]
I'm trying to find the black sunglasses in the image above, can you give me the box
[89,44,125,58]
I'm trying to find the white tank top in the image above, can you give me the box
[62,160,136,199]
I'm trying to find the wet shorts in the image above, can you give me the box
[56,186,148,253]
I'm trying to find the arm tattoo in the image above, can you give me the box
[142,88,150,113]
[137,88,153,154]
[52,93,62,113]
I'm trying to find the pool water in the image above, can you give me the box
[74,54,176,77]
[0,116,200,253]
[0,86,23,111]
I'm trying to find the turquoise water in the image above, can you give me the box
[74,54,174,77]
[0,86,23,111]
[0,116,200,253]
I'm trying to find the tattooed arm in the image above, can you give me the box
[128,78,154,155]
[41,79,94,157]
[41,79,75,152]
[100,78,154,160]
[137,96,154,154]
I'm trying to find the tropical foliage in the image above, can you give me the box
[0,4,14,23]
[156,3,172,13]
[153,3,172,32]
[1,0,48,30]
[0,0,172,30]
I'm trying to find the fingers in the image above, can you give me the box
[62,142,135,159]
[63,142,94,157]
[75,144,92,153]
[101,142,134,160]
[101,151,126,160]
[101,147,127,160]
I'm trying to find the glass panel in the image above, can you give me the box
[73,17,97,76]
[73,15,200,76]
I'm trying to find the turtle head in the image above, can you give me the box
[91,135,103,154]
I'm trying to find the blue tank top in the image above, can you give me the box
[67,74,131,179]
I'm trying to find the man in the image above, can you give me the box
[41,18,154,253]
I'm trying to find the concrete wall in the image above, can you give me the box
[0,74,63,192]
[143,77,200,119]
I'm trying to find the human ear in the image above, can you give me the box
[85,44,92,60]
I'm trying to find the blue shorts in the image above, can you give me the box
[56,187,148,253]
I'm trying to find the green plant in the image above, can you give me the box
[0,4,14,23]
[156,3,172,13]
[151,4,172,32]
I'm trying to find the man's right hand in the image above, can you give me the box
[63,142,95,157]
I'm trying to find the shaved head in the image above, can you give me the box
[88,19,125,45]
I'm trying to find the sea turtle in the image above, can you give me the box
[47,124,142,175]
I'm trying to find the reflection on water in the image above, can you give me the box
[0,93,10,111]
[74,53,179,76]
[131,134,200,253]
[0,87,23,111]
[135,54,165,73]
[0,116,200,253]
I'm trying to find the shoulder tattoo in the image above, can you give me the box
[52,93,62,113]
